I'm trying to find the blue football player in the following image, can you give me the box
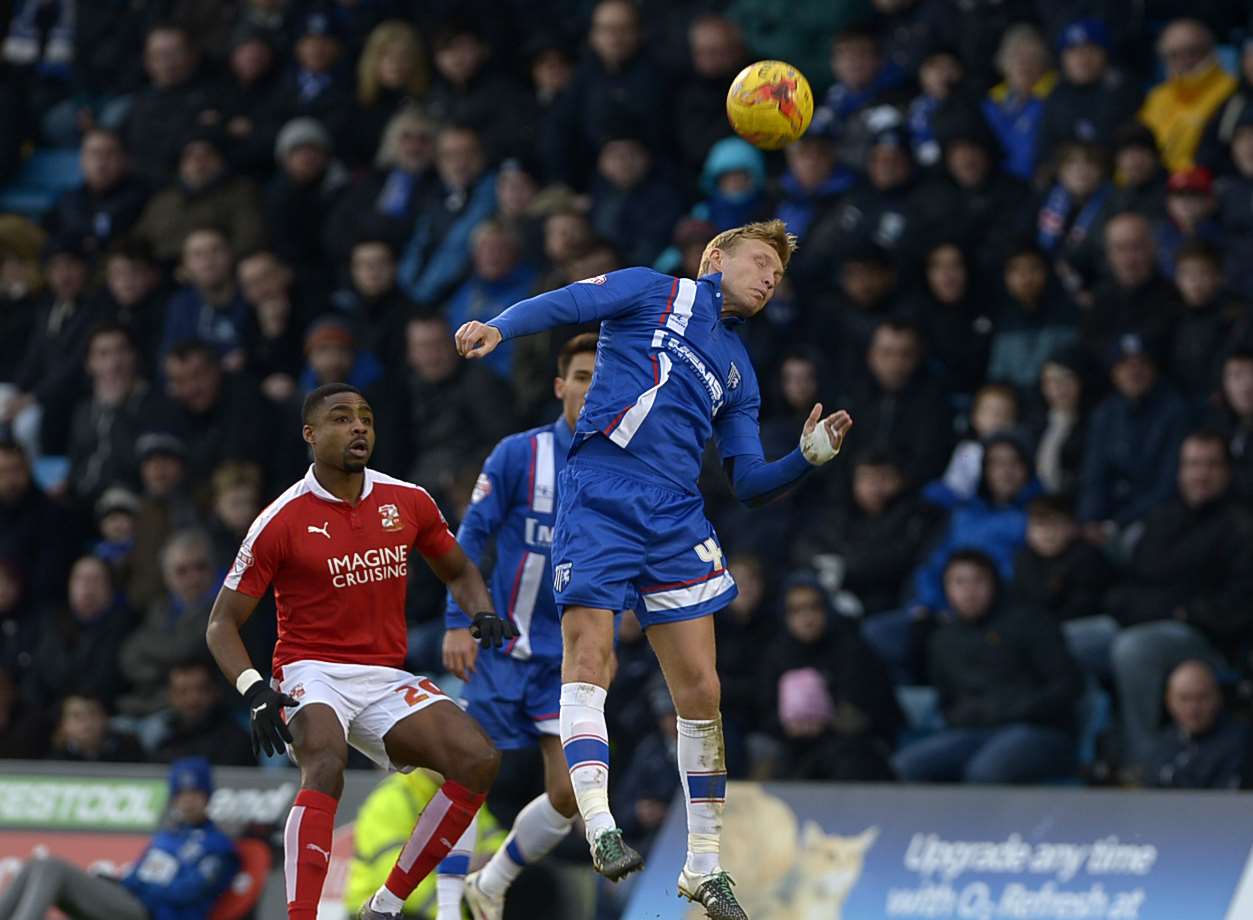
[455,220,852,920]
[436,333,598,920]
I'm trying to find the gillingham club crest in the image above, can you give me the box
[379,503,402,531]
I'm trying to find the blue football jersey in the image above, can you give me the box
[446,417,571,660]
[489,268,765,493]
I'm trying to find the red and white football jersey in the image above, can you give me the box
[225,466,457,669]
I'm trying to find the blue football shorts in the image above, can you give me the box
[550,461,737,628]
[462,651,562,750]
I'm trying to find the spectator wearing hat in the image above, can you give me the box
[1081,211,1181,355]
[815,121,924,274]
[1139,660,1249,789]
[3,233,95,458]
[587,121,684,267]
[1105,431,1253,763]
[26,555,132,709]
[906,43,964,168]
[1196,38,1253,178]
[424,19,536,162]
[1107,122,1168,221]
[298,315,383,397]
[133,128,265,265]
[691,137,769,233]
[1036,18,1142,164]
[48,128,150,255]
[673,15,748,177]
[324,106,439,282]
[0,755,237,919]
[1025,345,1091,497]
[812,25,910,171]
[981,24,1056,180]
[1077,333,1188,537]
[1216,108,1253,299]
[267,7,355,151]
[121,22,211,184]
[988,244,1079,393]
[398,122,497,306]
[349,20,429,168]
[1169,241,1248,407]
[129,431,199,610]
[264,117,349,290]
[1155,165,1222,279]
[198,23,285,180]
[159,227,249,366]
[66,322,156,504]
[542,0,669,189]
[759,573,901,781]
[1140,18,1237,172]
[92,485,141,576]
[92,239,168,375]
[893,549,1083,784]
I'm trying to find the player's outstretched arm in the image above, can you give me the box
[206,587,298,758]
[718,401,853,508]
[455,267,658,359]
[426,543,519,651]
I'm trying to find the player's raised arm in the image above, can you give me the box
[455,266,657,359]
[206,586,298,757]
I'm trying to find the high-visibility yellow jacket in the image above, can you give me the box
[344,770,505,918]
[1140,60,1237,171]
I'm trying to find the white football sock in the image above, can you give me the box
[433,809,476,920]
[678,716,726,876]
[478,792,576,898]
[559,682,616,842]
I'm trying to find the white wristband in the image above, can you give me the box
[236,668,263,696]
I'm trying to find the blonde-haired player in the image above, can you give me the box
[455,221,852,919]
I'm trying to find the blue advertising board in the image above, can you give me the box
[624,783,1253,920]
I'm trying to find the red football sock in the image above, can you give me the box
[383,781,486,900]
[284,788,338,920]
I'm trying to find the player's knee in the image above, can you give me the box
[565,628,613,684]
[671,670,721,720]
[451,735,500,794]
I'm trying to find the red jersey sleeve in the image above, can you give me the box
[411,487,457,559]
[224,503,288,597]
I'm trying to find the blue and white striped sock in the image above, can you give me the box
[678,716,727,876]
[560,682,616,842]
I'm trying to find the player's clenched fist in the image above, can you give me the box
[455,321,503,359]
[243,681,299,758]
[799,403,853,465]
[470,611,519,649]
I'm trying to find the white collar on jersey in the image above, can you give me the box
[303,464,376,503]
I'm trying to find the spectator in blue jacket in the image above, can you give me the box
[160,227,249,368]
[982,24,1056,180]
[0,756,238,920]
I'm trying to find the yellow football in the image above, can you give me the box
[726,60,815,150]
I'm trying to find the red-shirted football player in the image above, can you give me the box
[206,383,517,920]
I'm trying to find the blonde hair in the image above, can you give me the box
[698,219,798,275]
[358,21,428,107]
[375,104,435,169]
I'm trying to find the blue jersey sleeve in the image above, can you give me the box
[489,267,659,340]
[446,442,512,628]
[714,393,812,507]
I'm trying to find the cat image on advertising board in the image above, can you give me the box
[686,783,877,919]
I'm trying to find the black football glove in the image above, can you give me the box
[243,681,299,758]
[470,611,520,649]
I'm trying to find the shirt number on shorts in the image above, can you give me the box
[396,677,444,707]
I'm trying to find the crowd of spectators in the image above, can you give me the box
[3,0,1253,852]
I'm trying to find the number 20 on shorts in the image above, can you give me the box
[395,677,444,707]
